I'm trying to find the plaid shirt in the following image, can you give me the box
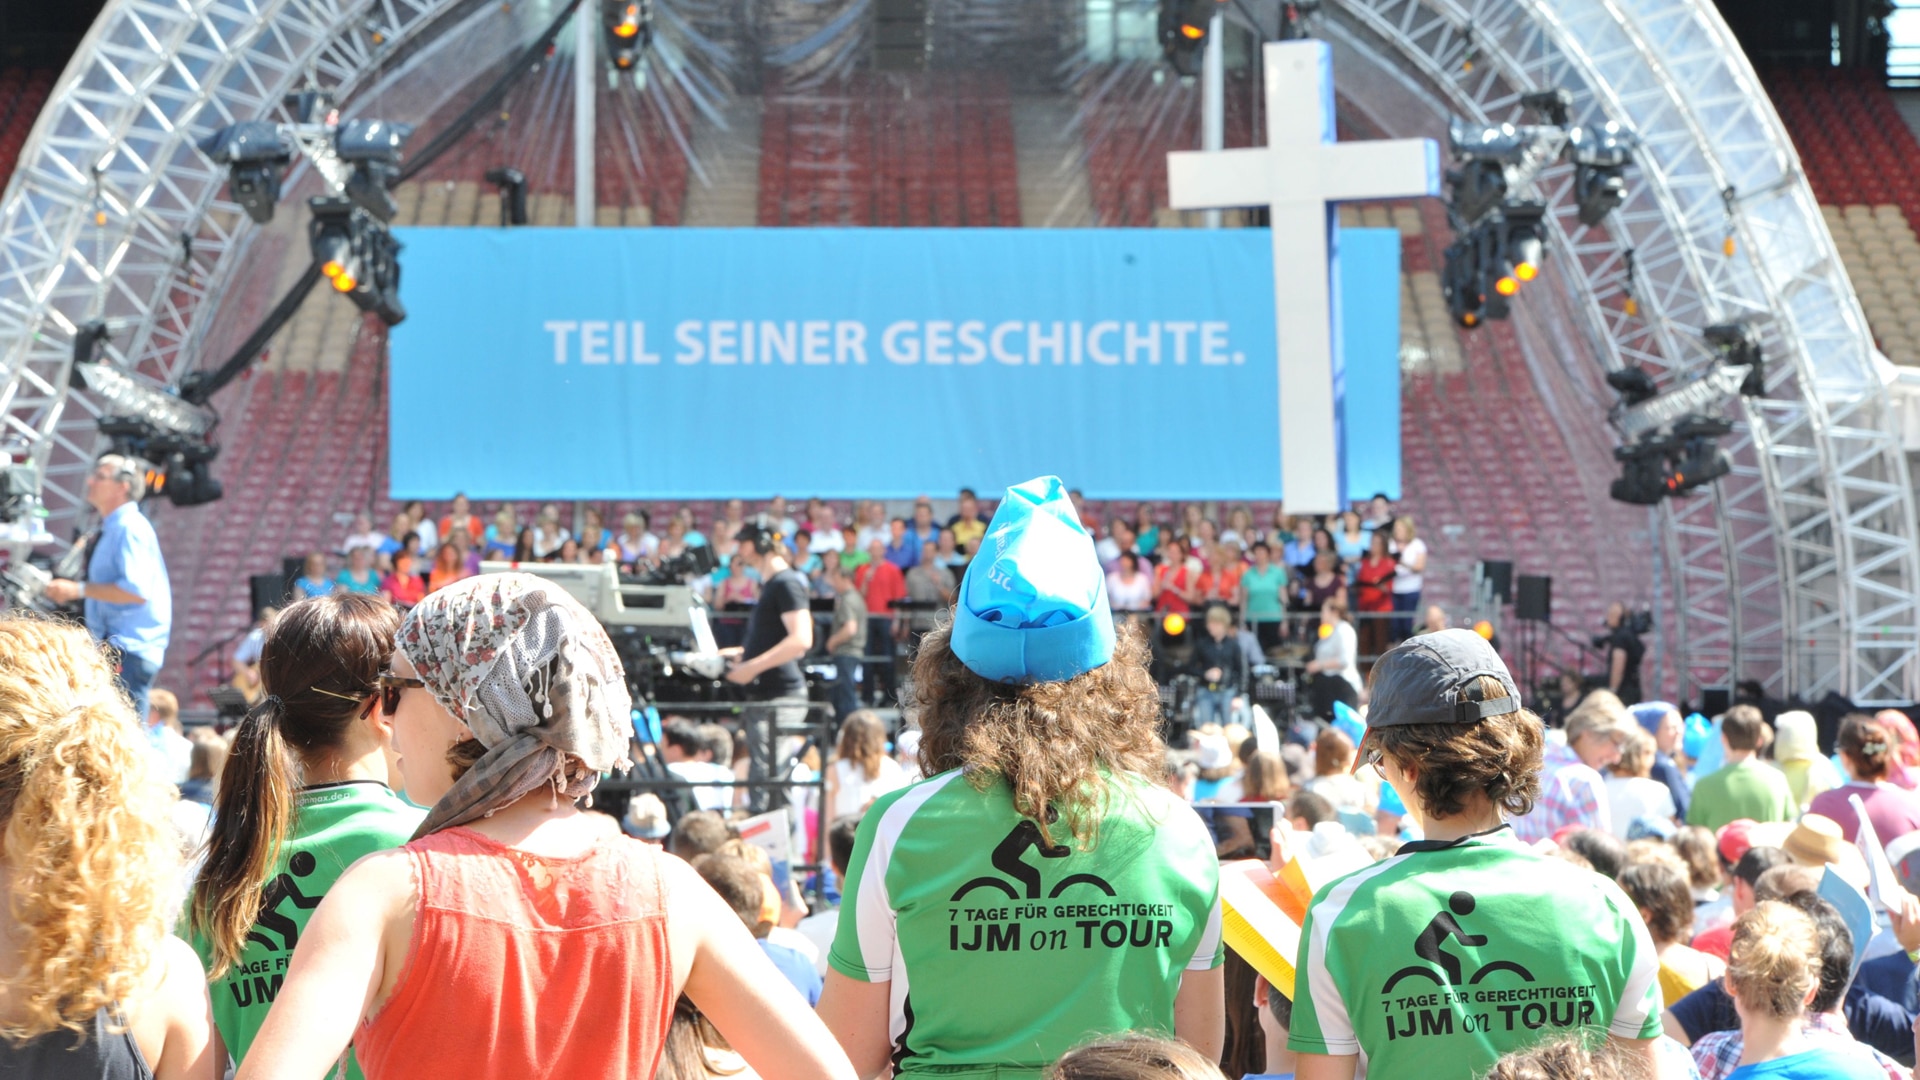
[1691,1012,1908,1080]
[1512,743,1611,843]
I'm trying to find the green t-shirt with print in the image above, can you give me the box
[189,781,424,1079]
[1289,827,1661,1078]
[831,769,1222,1080]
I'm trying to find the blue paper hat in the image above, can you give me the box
[949,476,1116,684]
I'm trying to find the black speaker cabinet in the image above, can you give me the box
[1515,575,1552,622]
[1479,560,1513,603]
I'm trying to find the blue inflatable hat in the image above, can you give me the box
[1630,700,1676,735]
[1331,699,1366,748]
[949,476,1116,684]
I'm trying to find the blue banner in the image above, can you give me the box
[388,227,1400,501]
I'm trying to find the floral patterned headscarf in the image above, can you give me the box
[398,572,633,838]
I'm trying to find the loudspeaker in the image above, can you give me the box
[250,573,292,620]
[1701,687,1732,718]
[1478,560,1513,603]
[1515,575,1552,621]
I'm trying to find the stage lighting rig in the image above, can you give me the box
[309,196,406,326]
[1706,318,1766,397]
[337,118,413,222]
[486,167,530,226]
[197,121,294,224]
[70,347,224,508]
[1569,121,1636,227]
[1159,0,1224,77]
[603,0,652,69]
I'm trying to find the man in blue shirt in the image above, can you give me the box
[45,454,171,721]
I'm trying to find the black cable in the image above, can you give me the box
[179,260,325,406]
[180,0,589,405]
[397,0,588,183]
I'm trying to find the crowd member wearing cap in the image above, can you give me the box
[1629,701,1693,820]
[236,574,854,1080]
[819,477,1225,1080]
[1771,711,1840,812]
[187,595,422,1079]
[1687,707,1798,833]
[722,522,816,813]
[1287,630,1663,1080]
[1511,690,1628,843]
[1810,713,1920,848]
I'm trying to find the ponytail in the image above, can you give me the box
[187,593,399,977]
[189,695,297,976]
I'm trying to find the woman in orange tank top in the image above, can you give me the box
[236,573,855,1080]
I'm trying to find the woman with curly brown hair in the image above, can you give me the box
[0,615,217,1079]
[1288,630,1663,1080]
[817,477,1223,1080]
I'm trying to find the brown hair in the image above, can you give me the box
[1721,704,1766,751]
[1360,676,1544,820]
[190,593,399,977]
[1241,750,1291,802]
[1672,826,1723,891]
[1618,861,1692,946]
[836,709,888,781]
[1050,1034,1227,1080]
[1484,1037,1645,1080]
[0,616,175,1039]
[695,853,771,935]
[1728,901,1821,1018]
[656,997,745,1080]
[912,621,1164,848]
[1314,727,1355,776]
[1615,726,1655,778]
[1838,712,1894,782]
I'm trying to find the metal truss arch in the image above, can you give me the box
[1318,0,1919,703]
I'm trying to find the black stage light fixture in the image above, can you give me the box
[1665,417,1734,497]
[335,118,413,222]
[1605,366,1659,406]
[69,320,111,388]
[1521,88,1573,127]
[1446,158,1507,228]
[162,444,224,507]
[1442,235,1486,328]
[1570,120,1634,227]
[310,197,361,291]
[1159,0,1223,77]
[199,121,294,224]
[603,0,651,69]
[309,196,405,326]
[1610,438,1671,505]
[1500,201,1546,285]
[485,166,530,226]
[1705,319,1766,397]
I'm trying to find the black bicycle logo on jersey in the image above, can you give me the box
[949,818,1116,901]
[246,850,323,951]
[1381,891,1536,993]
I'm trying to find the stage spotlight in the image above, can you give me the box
[199,121,294,224]
[1570,121,1635,227]
[1159,0,1222,77]
[1442,236,1486,328]
[1605,366,1659,406]
[308,196,406,326]
[1446,158,1507,228]
[162,444,224,507]
[1610,439,1671,505]
[1500,201,1546,282]
[1705,319,1765,397]
[485,166,530,226]
[335,118,413,222]
[603,0,651,69]
[69,320,111,380]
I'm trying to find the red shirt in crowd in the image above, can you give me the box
[1355,555,1397,613]
[857,558,906,617]
[1155,562,1196,614]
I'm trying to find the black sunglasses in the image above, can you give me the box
[376,672,426,716]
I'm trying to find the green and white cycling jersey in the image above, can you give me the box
[1289,826,1662,1079]
[830,768,1222,1080]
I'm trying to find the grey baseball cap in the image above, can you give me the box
[1365,629,1522,727]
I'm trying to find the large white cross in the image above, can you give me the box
[1168,39,1439,514]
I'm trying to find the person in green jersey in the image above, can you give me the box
[819,476,1225,1080]
[187,594,423,1077]
[1288,630,1662,1080]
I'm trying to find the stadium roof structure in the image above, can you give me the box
[0,0,1915,703]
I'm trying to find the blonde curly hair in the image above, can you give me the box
[0,615,176,1039]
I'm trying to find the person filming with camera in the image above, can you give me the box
[722,522,814,813]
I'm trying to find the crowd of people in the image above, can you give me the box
[7,472,1914,1080]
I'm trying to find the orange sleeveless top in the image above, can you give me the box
[354,826,673,1080]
